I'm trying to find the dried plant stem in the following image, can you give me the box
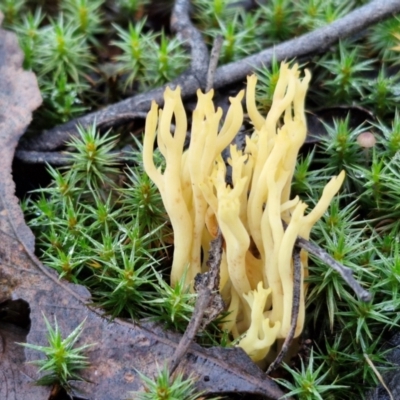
[15,149,132,165]
[364,353,394,400]
[295,235,372,302]
[206,35,224,93]
[169,232,224,374]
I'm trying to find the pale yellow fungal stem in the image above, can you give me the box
[188,108,223,275]
[264,146,291,325]
[300,170,346,240]
[246,75,265,130]
[281,70,311,205]
[191,99,206,136]
[273,63,296,101]
[188,89,226,279]
[260,202,274,290]
[297,171,345,283]
[228,145,252,228]
[216,169,251,300]
[158,88,179,153]
[180,151,192,208]
[222,285,240,333]
[280,120,306,204]
[265,136,291,248]
[293,69,312,124]
[238,282,281,362]
[246,142,269,258]
[253,64,296,186]
[163,93,194,285]
[143,102,163,189]
[144,89,194,287]
[218,199,251,299]
[188,190,206,276]
[295,262,306,338]
[201,109,223,173]
[199,179,218,218]
[247,125,289,258]
[213,154,228,189]
[244,134,258,161]
[281,196,300,216]
[219,251,230,293]
[278,201,308,337]
[204,206,218,238]
[246,66,302,257]
[172,87,189,149]
[240,153,254,229]
[229,145,246,186]
[197,88,215,119]
[156,109,167,159]
[245,251,264,290]
[216,90,245,154]
[187,115,209,278]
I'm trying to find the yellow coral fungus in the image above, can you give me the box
[143,63,345,361]
[238,282,281,362]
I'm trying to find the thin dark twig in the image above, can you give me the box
[169,231,224,374]
[364,353,394,400]
[206,35,224,93]
[14,149,133,165]
[295,235,372,302]
[95,112,148,130]
[280,220,371,301]
[214,0,400,87]
[171,0,209,80]
[266,248,302,375]
[16,111,146,164]
[15,150,72,165]
[19,0,400,153]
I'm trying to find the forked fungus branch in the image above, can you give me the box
[143,63,345,361]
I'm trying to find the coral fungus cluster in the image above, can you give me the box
[143,63,345,361]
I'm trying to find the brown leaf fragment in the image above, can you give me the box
[0,14,46,400]
[0,15,288,400]
[0,321,50,400]
[0,14,42,248]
